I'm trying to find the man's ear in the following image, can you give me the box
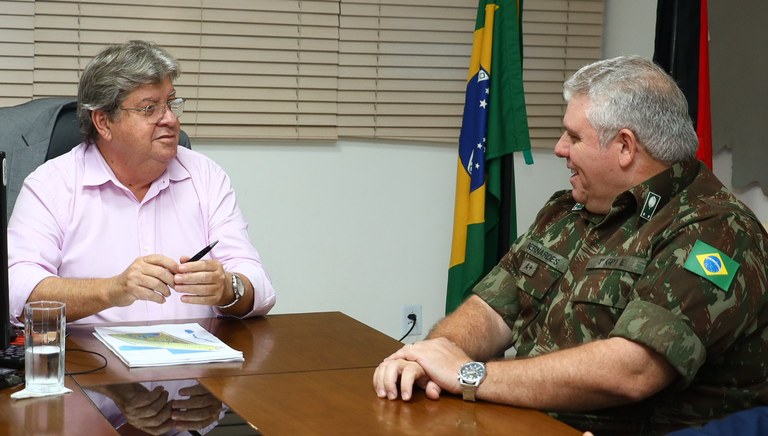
[91,109,112,142]
[616,128,638,169]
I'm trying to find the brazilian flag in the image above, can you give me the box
[446,0,533,314]
[684,240,740,292]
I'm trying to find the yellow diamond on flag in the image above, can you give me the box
[695,253,729,276]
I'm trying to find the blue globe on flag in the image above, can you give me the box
[703,255,723,274]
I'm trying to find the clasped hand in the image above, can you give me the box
[113,254,228,307]
[106,383,222,435]
[373,337,471,401]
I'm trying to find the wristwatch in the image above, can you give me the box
[458,361,486,401]
[218,273,245,309]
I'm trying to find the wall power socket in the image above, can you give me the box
[401,304,422,337]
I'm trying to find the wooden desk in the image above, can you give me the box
[1,312,581,435]
[0,379,116,436]
[67,312,402,385]
[199,367,582,436]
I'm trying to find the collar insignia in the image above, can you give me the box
[640,192,661,220]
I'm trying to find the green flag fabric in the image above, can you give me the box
[446,0,532,314]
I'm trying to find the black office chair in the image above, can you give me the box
[1,97,192,220]
[46,99,192,161]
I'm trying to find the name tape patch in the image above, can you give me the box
[586,256,647,275]
[521,239,568,273]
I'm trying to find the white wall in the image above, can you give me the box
[197,141,569,342]
[194,141,448,340]
[195,0,768,342]
[601,0,768,224]
[198,140,458,339]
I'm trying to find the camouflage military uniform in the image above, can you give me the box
[473,160,768,435]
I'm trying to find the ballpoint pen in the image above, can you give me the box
[186,240,219,262]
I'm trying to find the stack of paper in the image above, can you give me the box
[93,323,244,368]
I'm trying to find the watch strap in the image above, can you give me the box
[461,384,478,401]
[458,361,485,402]
[218,273,243,309]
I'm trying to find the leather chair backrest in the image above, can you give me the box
[1,97,192,220]
[46,100,191,161]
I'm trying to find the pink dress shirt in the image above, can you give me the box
[8,142,275,324]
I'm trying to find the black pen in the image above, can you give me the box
[186,240,219,262]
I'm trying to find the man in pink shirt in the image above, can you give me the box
[8,40,276,324]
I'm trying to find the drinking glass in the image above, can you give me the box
[24,301,66,393]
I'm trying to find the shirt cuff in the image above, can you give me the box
[610,299,705,388]
[9,267,56,326]
[472,265,520,324]
[212,263,275,318]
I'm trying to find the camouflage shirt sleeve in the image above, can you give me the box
[470,160,768,426]
[610,205,768,388]
[473,190,572,331]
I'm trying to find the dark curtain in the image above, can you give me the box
[653,0,701,130]
[708,1,768,194]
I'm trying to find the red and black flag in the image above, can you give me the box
[653,0,711,168]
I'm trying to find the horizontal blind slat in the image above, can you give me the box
[5,0,603,144]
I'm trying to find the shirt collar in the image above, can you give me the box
[573,160,702,224]
[82,142,191,190]
[626,160,700,217]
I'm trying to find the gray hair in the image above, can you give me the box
[77,40,181,143]
[563,55,698,164]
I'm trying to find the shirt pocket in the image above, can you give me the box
[510,253,565,339]
[573,255,647,309]
[515,237,569,301]
[516,254,563,300]
[571,269,633,309]
[569,259,645,333]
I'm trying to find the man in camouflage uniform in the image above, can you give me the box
[373,55,768,435]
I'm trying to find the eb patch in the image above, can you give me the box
[640,192,661,220]
[684,240,740,291]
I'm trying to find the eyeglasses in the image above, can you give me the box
[119,97,185,124]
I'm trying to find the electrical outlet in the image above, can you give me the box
[401,305,422,337]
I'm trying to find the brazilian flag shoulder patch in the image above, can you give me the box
[683,240,740,292]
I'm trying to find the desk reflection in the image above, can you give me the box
[81,379,260,435]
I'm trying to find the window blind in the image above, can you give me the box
[338,0,473,141]
[523,0,604,148]
[31,0,340,140]
[1,0,603,145]
[338,0,604,146]
[0,0,34,107]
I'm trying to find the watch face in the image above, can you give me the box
[233,274,245,297]
[460,362,485,382]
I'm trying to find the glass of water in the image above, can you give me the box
[24,301,66,393]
